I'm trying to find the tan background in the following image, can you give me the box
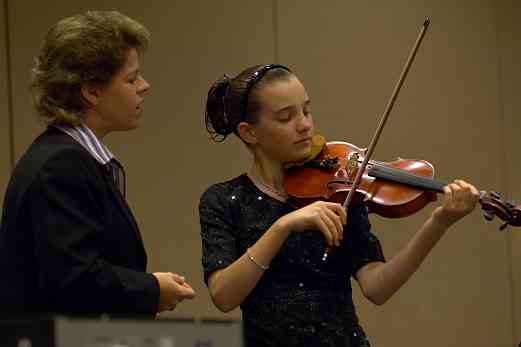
[1,1,11,206]
[1,1,520,346]
[498,0,521,344]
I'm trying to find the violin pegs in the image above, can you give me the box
[506,200,517,209]
[490,191,501,199]
[483,210,495,222]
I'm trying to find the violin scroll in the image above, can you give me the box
[479,191,521,230]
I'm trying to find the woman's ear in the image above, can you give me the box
[237,121,258,145]
[80,82,101,106]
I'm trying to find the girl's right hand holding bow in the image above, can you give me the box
[277,201,347,247]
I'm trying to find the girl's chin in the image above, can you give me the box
[282,151,312,167]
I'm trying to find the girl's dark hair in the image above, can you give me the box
[205,64,293,142]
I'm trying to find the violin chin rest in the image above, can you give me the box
[284,134,326,169]
[309,134,326,158]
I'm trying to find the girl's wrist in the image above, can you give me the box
[273,215,292,238]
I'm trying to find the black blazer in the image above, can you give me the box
[0,127,159,316]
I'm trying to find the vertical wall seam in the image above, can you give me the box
[491,0,516,345]
[272,0,280,63]
[3,0,14,170]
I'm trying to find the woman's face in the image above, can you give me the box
[248,75,314,164]
[87,48,150,136]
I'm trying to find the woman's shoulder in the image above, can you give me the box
[23,128,92,164]
[14,128,96,180]
[200,174,250,202]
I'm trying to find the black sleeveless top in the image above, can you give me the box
[199,174,385,347]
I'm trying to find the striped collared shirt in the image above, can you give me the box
[53,123,126,197]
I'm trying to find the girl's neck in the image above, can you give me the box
[247,158,287,201]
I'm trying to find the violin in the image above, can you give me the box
[284,136,521,231]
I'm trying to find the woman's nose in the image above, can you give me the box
[138,76,151,93]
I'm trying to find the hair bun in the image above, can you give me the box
[215,74,231,98]
[205,74,234,141]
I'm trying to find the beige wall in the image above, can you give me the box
[3,1,519,346]
[0,0,11,208]
[496,0,521,344]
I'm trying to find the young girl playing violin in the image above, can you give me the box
[199,64,479,347]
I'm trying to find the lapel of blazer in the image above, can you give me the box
[45,128,148,261]
[101,166,146,248]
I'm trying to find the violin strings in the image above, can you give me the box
[368,164,446,192]
[340,155,446,192]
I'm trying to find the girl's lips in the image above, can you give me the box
[294,137,312,144]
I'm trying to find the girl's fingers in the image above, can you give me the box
[323,208,343,242]
[325,202,347,225]
[316,215,334,246]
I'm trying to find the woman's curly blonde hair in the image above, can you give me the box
[31,10,150,126]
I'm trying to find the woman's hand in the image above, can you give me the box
[432,179,480,228]
[278,201,347,246]
[154,272,196,312]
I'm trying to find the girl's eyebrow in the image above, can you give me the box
[275,99,311,114]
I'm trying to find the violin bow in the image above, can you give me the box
[323,18,431,261]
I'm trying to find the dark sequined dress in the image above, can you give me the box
[199,174,386,347]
